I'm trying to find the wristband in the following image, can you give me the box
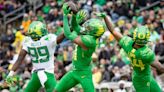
[8,71,15,77]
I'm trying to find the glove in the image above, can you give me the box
[62,3,71,15]
[76,10,88,24]
[95,12,106,18]
[5,76,18,86]
[5,71,18,86]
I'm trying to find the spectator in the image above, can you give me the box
[98,44,110,62]
[155,33,164,63]
[42,1,51,14]
[37,10,45,22]
[111,66,121,82]
[66,46,73,65]
[21,14,31,33]
[12,27,25,54]
[115,80,127,92]
[92,66,102,86]
[113,54,126,68]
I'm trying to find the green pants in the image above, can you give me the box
[25,72,56,92]
[133,76,161,92]
[55,70,94,92]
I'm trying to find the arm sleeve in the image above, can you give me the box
[144,50,155,64]
[22,38,28,51]
[80,35,96,48]
[119,36,133,53]
[63,15,78,41]
[49,34,57,47]
[71,14,81,34]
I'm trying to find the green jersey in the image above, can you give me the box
[119,36,155,77]
[72,35,97,71]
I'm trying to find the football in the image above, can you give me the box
[67,1,78,14]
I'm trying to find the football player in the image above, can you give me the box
[6,21,65,92]
[97,13,164,92]
[54,3,105,92]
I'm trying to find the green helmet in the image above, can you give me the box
[81,18,105,38]
[27,21,48,41]
[133,26,150,46]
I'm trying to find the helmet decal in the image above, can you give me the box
[95,24,105,37]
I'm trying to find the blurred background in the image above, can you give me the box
[0,0,164,92]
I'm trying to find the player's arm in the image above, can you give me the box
[8,49,27,76]
[151,57,164,74]
[62,3,88,50]
[71,10,87,33]
[56,32,65,44]
[6,49,27,86]
[96,13,123,41]
[71,14,81,34]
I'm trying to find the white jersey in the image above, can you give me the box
[22,34,57,73]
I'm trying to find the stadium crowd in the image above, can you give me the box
[0,0,164,92]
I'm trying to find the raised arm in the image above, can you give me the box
[8,49,27,75]
[56,32,65,44]
[151,57,164,74]
[62,3,88,50]
[71,14,81,33]
[6,49,27,86]
[71,10,88,34]
[97,13,123,41]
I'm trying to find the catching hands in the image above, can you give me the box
[62,3,71,15]
[5,71,18,86]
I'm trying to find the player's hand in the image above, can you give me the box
[95,12,106,18]
[62,3,71,15]
[76,10,88,24]
[5,76,18,86]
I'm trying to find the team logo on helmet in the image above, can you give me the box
[81,18,105,38]
[27,21,48,41]
[133,26,150,46]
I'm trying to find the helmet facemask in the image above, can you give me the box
[133,26,150,46]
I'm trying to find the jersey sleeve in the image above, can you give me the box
[22,37,28,51]
[80,35,96,48]
[48,34,57,47]
[119,36,133,53]
[143,49,155,64]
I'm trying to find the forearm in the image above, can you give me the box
[11,61,22,71]
[56,32,65,44]
[8,60,22,77]
[9,50,27,76]
[104,16,123,41]
[71,14,81,33]
[151,60,164,74]
[104,16,114,34]
[63,15,78,41]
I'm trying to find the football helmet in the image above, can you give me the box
[81,18,105,38]
[27,21,48,41]
[133,26,150,46]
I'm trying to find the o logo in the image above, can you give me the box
[138,33,145,39]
